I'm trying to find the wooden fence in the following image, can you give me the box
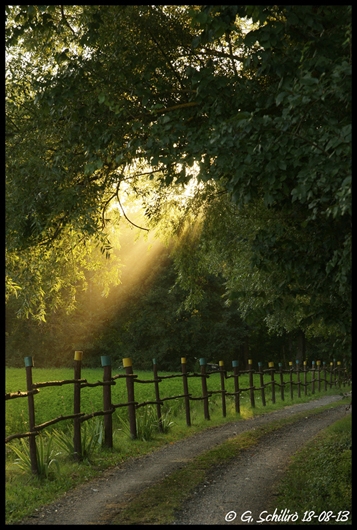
[5,352,350,475]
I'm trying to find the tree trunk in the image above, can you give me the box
[296,329,306,363]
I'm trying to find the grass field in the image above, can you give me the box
[5,365,340,439]
[5,366,351,524]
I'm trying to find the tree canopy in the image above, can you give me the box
[6,5,351,360]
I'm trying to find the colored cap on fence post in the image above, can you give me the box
[122,357,132,368]
[258,362,262,367]
[101,356,111,367]
[296,359,299,364]
[232,360,238,368]
[24,356,33,367]
[303,361,307,366]
[289,361,293,366]
[248,359,253,365]
[199,358,206,366]
[316,360,321,366]
[219,360,224,367]
[337,361,341,366]
[181,357,186,364]
[74,351,83,361]
[152,358,157,365]
[278,363,282,368]
[268,362,274,368]
[312,361,315,367]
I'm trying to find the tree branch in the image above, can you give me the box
[151,101,198,114]
[115,183,149,231]
[227,36,239,77]
[60,6,77,36]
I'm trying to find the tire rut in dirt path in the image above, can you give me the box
[171,404,348,525]
[15,395,346,525]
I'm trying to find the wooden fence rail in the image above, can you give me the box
[5,352,350,475]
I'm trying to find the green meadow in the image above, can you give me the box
[5,365,335,439]
[5,366,350,524]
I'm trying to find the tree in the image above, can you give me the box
[6,6,351,358]
[6,244,252,370]
[167,187,351,360]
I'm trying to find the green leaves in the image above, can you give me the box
[5,5,351,355]
[300,74,319,86]
[84,159,104,176]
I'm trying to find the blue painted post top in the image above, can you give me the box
[24,356,33,367]
[101,356,111,367]
[232,360,239,368]
[199,358,206,366]
[152,358,157,365]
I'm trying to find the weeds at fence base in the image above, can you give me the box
[117,405,174,441]
[52,418,104,461]
[9,433,60,479]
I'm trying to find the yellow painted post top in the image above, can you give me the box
[219,360,224,367]
[268,362,274,368]
[289,361,293,366]
[316,360,321,366]
[303,361,307,366]
[181,357,186,364]
[248,359,252,365]
[337,361,341,366]
[123,357,132,368]
[74,351,83,361]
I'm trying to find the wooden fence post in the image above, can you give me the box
[200,358,210,420]
[337,361,342,388]
[219,361,226,418]
[323,362,327,391]
[278,363,284,401]
[24,356,38,475]
[303,361,308,395]
[258,362,266,406]
[232,360,240,414]
[152,359,163,432]
[181,358,191,426]
[101,355,113,449]
[316,360,321,392]
[248,359,255,408]
[329,361,334,388]
[311,361,316,394]
[73,350,83,460]
[288,361,294,399]
[333,359,337,386]
[268,362,275,404]
[296,360,301,398]
[123,358,137,439]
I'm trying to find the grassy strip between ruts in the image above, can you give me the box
[108,401,349,525]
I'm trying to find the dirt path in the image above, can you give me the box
[16,395,348,526]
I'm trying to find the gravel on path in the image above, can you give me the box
[15,395,348,525]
